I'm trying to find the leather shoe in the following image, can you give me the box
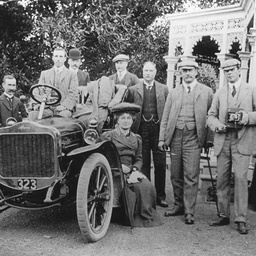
[209,217,230,226]
[157,199,168,208]
[164,206,184,217]
[185,213,194,225]
[237,222,248,235]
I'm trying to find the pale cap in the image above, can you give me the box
[112,54,129,62]
[221,59,241,70]
[177,60,198,69]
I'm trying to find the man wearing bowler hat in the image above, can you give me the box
[68,48,90,104]
[109,54,140,88]
[159,60,213,224]
[207,58,256,234]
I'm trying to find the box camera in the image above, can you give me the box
[226,108,243,129]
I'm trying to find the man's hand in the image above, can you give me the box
[122,164,131,174]
[215,123,226,133]
[238,111,249,125]
[55,105,66,112]
[158,141,168,151]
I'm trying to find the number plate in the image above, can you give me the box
[17,179,37,190]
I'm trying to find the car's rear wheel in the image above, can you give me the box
[76,153,113,242]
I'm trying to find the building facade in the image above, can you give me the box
[165,0,256,90]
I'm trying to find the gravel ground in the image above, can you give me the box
[1,170,256,256]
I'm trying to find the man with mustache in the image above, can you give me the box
[125,61,169,208]
[0,75,28,127]
[68,48,90,104]
[158,60,213,224]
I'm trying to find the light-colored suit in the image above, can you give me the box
[207,82,256,223]
[159,82,213,147]
[159,82,213,215]
[39,66,78,111]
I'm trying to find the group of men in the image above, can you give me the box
[1,46,255,235]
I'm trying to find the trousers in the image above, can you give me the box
[170,127,201,215]
[139,121,166,200]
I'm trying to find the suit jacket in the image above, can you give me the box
[0,94,28,127]
[77,69,90,87]
[109,71,140,88]
[125,81,169,133]
[207,82,256,156]
[101,127,143,171]
[159,82,213,148]
[39,66,78,111]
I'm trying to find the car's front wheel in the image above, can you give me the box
[76,153,113,242]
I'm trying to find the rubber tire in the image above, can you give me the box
[76,153,113,242]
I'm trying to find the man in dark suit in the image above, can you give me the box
[68,48,90,104]
[29,47,78,120]
[125,61,169,208]
[0,75,27,127]
[159,60,213,224]
[207,59,256,234]
[109,54,140,88]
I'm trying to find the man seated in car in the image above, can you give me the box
[28,47,78,120]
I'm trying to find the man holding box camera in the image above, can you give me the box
[207,58,256,234]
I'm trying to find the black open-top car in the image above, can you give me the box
[0,84,125,242]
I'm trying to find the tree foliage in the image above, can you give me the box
[0,0,240,94]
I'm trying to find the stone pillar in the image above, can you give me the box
[237,51,250,83]
[216,53,235,89]
[164,55,179,90]
[248,28,256,87]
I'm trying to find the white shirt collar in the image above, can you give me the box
[144,80,155,88]
[4,92,14,99]
[118,69,127,80]
[183,79,197,92]
[228,78,241,90]
[55,65,64,73]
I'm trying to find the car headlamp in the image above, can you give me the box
[84,129,99,145]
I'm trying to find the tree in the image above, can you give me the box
[0,0,240,93]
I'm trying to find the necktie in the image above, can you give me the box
[232,85,236,97]
[146,85,151,90]
[118,72,122,81]
[55,69,61,88]
[187,85,191,93]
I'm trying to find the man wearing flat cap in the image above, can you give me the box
[109,54,140,88]
[68,48,90,104]
[159,60,213,224]
[207,58,256,234]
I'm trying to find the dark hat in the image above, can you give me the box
[111,102,141,114]
[112,54,129,62]
[68,48,82,60]
[221,59,241,70]
[177,60,198,69]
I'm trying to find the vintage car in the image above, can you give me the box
[0,84,125,242]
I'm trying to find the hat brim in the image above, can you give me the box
[179,66,197,69]
[111,103,141,114]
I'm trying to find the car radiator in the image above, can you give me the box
[0,134,55,178]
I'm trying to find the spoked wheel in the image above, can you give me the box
[77,153,113,242]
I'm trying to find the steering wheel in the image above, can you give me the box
[29,84,62,106]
